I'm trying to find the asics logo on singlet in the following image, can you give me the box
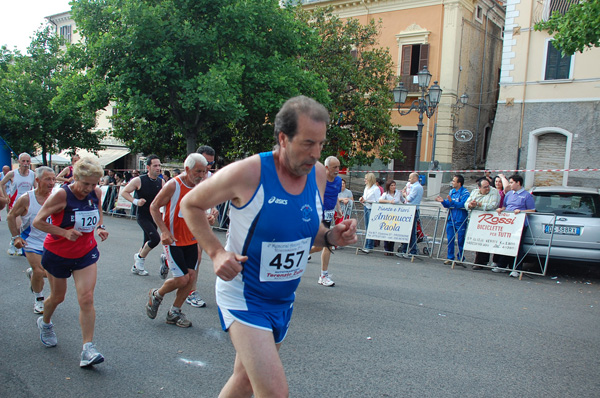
[268,196,288,205]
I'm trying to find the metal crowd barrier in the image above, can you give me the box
[101,185,138,219]
[348,201,558,279]
[351,202,445,262]
[453,212,557,278]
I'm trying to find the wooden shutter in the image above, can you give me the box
[418,44,429,71]
[401,45,412,76]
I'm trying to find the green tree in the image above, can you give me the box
[0,27,103,165]
[295,6,402,166]
[73,0,327,159]
[535,0,600,55]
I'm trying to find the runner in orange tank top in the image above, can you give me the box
[145,153,209,328]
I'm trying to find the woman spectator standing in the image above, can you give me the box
[494,174,510,208]
[378,179,401,255]
[335,178,353,225]
[33,157,109,367]
[359,173,381,253]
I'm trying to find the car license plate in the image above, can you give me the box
[543,224,581,236]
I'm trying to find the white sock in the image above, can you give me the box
[171,306,181,313]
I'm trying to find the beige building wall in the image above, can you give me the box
[488,0,600,188]
[304,0,505,173]
[46,12,116,137]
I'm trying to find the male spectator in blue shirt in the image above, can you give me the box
[436,174,470,264]
[492,174,535,277]
[397,173,423,257]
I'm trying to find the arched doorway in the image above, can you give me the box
[525,128,572,188]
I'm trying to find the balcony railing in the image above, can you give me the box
[533,0,580,24]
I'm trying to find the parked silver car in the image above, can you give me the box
[523,186,600,264]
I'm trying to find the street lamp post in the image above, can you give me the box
[392,66,442,171]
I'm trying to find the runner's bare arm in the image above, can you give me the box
[56,167,72,183]
[149,180,176,245]
[0,170,14,197]
[181,156,260,280]
[120,177,142,204]
[7,194,29,248]
[32,189,81,241]
[95,187,108,241]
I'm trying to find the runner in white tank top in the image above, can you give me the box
[7,167,55,314]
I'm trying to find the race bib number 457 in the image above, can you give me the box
[260,238,311,282]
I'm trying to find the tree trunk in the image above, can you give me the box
[185,131,197,155]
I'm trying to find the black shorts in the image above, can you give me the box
[163,244,199,277]
[42,247,100,278]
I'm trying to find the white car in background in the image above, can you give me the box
[523,186,600,264]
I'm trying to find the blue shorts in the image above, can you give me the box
[42,247,100,278]
[24,248,43,255]
[218,305,294,344]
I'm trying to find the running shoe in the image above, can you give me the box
[80,342,105,367]
[37,316,57,347]
[318,275,335,287]
[26,267,33,292]
[159,254,169,279]
[131,253,149,276]
[7,243,17,256]
[166,310,192,328]
[34,297,44,314]
[146,288,162,319]
[186,291,206,308]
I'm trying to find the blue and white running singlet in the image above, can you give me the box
[216,152,323,312]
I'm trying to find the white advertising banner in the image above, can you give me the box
[115,190,132,210]
[464,211,526,257]
[365,203,416,243]
[100,185,109,204]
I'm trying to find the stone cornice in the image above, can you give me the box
[302,0,443,18]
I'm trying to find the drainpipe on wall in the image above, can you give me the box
[474,2,494,168]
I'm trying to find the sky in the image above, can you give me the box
[0,0,73,53]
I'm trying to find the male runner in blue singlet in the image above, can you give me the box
[182,96,358,397]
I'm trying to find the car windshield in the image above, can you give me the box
[533,192,600,218]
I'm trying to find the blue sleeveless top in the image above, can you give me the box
[217,152,323,311]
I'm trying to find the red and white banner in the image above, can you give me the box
[464,211,526,256]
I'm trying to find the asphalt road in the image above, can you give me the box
[0,210,599,398]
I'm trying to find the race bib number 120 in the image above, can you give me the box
[74,209,99,233]
[260,238,311,282]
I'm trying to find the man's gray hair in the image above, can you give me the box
[34,166,54,179]
[184,153,208,170]
[324,156,339,167]
[18,152,31,160]
[273,96,329,145]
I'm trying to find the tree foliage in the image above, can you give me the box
[535,0,600,55]
[0,27,103,165]
[295,6,402,166]
[72,0,327,159]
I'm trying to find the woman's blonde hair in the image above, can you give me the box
[74,156,103,180]
[364,173,376,188]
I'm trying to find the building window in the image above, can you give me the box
[59,25,72,43]
[400,44,429,91]
[544,40,572,80]
[475,5,484,23]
